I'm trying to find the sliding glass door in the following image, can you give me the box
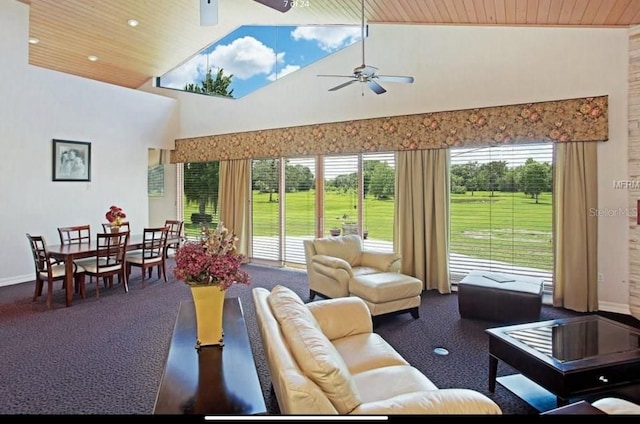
[449,143,553,291]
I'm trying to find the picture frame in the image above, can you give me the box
[52,139,91,182]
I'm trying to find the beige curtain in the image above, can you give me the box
[394,149,450,293]
[218,159,250,257]
[552,142,598,312]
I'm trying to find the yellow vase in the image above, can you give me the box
[190,284,225,349]
[110,226,120,233]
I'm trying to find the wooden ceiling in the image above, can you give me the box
[19,0,640,89]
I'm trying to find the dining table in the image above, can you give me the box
[47,233,182,307]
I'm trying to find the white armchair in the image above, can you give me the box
[303,234,401,300]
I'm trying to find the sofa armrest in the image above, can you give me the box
[360,250,401,272]
[307,296,373,340]
[311,255,354,282]
[352,389,502,415]
[591,397,640,414]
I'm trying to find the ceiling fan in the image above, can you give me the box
[317,0,414,95]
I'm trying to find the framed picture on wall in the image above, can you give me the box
[52,139,91,182]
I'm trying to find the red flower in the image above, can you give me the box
[105,205,126,225]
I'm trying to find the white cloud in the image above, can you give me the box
[161,55,206,89]
[266,64,301,81]
[291,26,361,52]
[160,26,362,94]
[208,36,282,80]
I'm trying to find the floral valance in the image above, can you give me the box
[171,95,607,163]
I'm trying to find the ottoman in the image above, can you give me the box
[349,272,423,320]
[458,270,543,323]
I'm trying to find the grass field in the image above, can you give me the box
[183,190,552,271]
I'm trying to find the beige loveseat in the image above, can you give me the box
[252,285,502,415]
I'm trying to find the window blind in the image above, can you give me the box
[449,143,553,291]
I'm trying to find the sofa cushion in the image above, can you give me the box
[352,364,438,404]
[332,333,409,374]
[267,285,361,414]
[313,234,362,267]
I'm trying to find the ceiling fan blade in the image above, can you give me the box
[317,74,357,78]
[329,79,358,92]
[367,79,387,95]
[375,75,415,84]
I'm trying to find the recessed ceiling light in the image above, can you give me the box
[28,37,39,44]
[127,19,139,27]
[88,55,98,62]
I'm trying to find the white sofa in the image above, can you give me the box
[252,285,502,415]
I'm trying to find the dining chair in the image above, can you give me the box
[57,224,91,245]
[57,224,96,290]
[125,226,169,288]
[81,231,130,298]
[164,219,184,258]
[26,233,86,308]
[101,221,130,233]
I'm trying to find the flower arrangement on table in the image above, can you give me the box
[173,222,251,290]
[105,205,126,227]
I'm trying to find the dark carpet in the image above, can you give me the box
[0,262,609,415]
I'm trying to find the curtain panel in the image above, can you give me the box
[171,96,607,163]
[552,142,598,312]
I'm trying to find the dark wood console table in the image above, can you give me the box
[153,298,267,415]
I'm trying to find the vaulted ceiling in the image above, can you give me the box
[18,0,640,89]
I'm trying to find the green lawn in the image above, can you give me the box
[450,191,552,271]
[183,190,552,271]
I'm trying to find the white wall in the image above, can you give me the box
[0,0,179,286]
[144,24,631,312]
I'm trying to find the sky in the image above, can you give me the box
[160,25,361,99]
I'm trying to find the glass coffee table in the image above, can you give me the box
[486,315,640,409]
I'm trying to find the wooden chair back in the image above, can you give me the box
[125,226,169,288]
[140,226,168,260]
[83,231,129,298]
[164,219,184,256]
[26,233,54,279]
[26,233,84,308]
[57,225,91,245]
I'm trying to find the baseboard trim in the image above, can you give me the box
[0,274,32,288]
